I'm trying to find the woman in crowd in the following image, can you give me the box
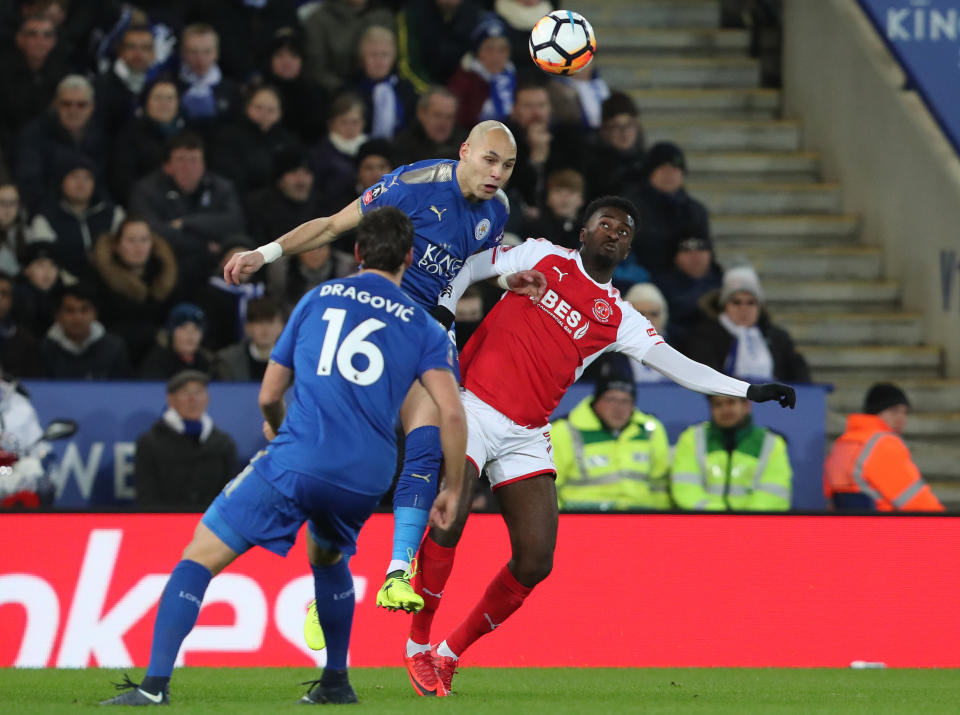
[307,93,368,213]
[140,302,213,380]
[92,216,178,368]
[0,181,30,276]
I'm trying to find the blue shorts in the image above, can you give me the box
[202,465,381,557]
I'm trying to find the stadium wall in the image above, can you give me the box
[783,0,960,375]
[2,513,958,668]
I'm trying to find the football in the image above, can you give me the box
[528,10,597,76]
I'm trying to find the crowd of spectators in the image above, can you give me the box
[0,0,837,510]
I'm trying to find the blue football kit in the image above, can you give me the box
[358,159,510,570]
[202,272,454,557]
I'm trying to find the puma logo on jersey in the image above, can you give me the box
[430,205,448,221]
[552,266,568,282]
[410,473,432,482]
[422,587,444,598]
[483,613,502,630]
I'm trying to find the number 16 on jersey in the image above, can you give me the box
[316,307,386,386]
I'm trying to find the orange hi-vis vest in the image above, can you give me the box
[823,414,944,512]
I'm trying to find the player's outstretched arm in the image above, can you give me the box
[223,199,363,284]
[258,360,293,438]
[420,367,468,529]
[641,343,797,409]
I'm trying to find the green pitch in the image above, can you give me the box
[3,667,960,713]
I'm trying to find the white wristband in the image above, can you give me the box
[256,243,283,264]
[497,273,512,290]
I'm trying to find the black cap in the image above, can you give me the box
[643,141,686,177]
[166,369,210,394]
[269,27,304,58]
[357,138,395,167]
[166,302,206,333]
[594,373,637,401]
[273,147,311,180]
[22,242,59,267]
[863,383,910,414]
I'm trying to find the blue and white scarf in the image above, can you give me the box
[468,56,516,121]
[207,276,265,341]
[179,63,222,119]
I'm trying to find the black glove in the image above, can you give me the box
[429,305,455,330]
[746,383,796,409]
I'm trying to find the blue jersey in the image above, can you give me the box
[359,159,509,309]
[253,272,454,496]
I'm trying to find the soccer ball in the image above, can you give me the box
[528,10,597,76]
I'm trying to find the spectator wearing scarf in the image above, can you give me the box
[348,25,417,139]
[176,23,241,133]
[448,16,517,128]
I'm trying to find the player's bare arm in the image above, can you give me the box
[259,360,293,439]
[419,367,468,530]
[223,199,363,284]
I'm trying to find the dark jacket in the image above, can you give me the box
[91,232,179,367]
[505,119,587,209]
[29,194,122,280]
[0,321,42,378]
[398,0,483,86]
[679,291,812,383]
[92,69,140,139]
[626,184,711,278]
[128,168,246,264]
[244,184,321,246]
[520,207,582,250]
[140,343,214,380]
[0,49,66,153]
[175,74,243,139]
[391,121,466,167]
[39,321,130,379]
[583,139,645,200]
[13,275,62,337]
[110,114,186,204]
[307,136,359,216]
[262,70,329,144]
[213,341,268,381]
[654,267,723,342]
[134,411,237,510]
[211,117,302,194]
[14,112,111,214]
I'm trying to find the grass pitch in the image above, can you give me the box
[2,667,960,713]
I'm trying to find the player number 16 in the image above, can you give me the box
[316,307,386,386]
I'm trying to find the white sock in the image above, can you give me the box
[387,559,409,575]
[406,638,431,657]
[437,640,458,660]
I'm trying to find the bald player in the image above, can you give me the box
[224,122,544,635]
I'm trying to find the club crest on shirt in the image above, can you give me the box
[592,299,612,323]
[474,218,491,241]
[362,183,385,205]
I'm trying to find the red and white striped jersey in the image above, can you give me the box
[459,239,664,428]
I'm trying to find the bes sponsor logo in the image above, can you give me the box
[418,244,463,277]
[538,289,589,340]
[592,299,612,323]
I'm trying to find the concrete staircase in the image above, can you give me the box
[572,0,960,507]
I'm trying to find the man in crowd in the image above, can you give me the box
[213,297,285,381]
[671,395,792,511]
[551,372,671,511]
[176,23,241,132]
[392,88,465,166]
[101,207,467,706]
[134,370,237,510]
[824,383,944,511]
[93,23,156,136]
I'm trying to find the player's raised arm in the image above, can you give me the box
[419,367,468,529]
[223,199,363,284]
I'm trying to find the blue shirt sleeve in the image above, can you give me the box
[417,317,456,379]
[270,292,310,367]
[359,166,419,215]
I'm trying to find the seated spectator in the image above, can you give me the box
[29,155,124,281]
[39,282,130,379]
[13,243,63,337]
[93,23,155,137]
[111,79,186,204]
[584,91,645,199]
[671,395,792,511]
[397,0,484,87]
[213,297,284,381]
[652,235,723,341]
[494,0,554,67]
[506,77,587,213]
[518,168,584,249]
[824,383,944,512]
[198,240,266,351]
[681,265,811,383]
[0,182,30,276]
[0,14,65,154]
[211,84,301,194]
[551,372,670,511]
[134,369,237,510]
[549,66,611,130]
[391,87,465,165]
[15,74,110,214]
[348,25,417,139]
[262,27,328,144]
[91,217,178,368]
[140,302,214,379]
[0,271,41,379]
[265,241,333,313]
[623,282,671,384]
[129,132,246,291]
[302,0,396,94]
[176,23,241,134]
[307,93,368,214]
[625,141,710,279]
[246,150,322,246]
[447,16,516,127]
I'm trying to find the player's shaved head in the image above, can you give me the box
[466,120,516,150]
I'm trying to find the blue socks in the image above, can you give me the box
[311,559,355,671]
[391,426,442,567]
[142,560,212,691]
